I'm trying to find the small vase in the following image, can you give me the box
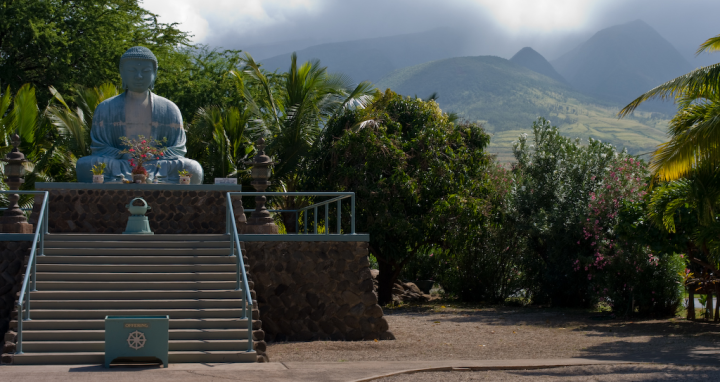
[92,175,104,184]
[179,176,191,185]
[133,174,147,184]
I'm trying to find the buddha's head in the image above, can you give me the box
[119,46,158,93]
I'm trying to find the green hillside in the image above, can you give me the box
[376,55,670,162]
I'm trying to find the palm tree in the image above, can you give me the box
[187,105,253,180]
[45,83,119,159]
[619,34,720,181]
[648,162,720,320]
[230,52,375,232]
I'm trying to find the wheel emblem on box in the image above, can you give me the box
[127,330,146,350]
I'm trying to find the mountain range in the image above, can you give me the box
[375,55,668,162]
[551,20,692,112]
[510,47,568,85]
[258,20,711,161]
[260,28,470,83]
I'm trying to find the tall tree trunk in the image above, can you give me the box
[377,261,397,306]
[281,211,297,233]
[715,284,719,322]
[707,290,714,321]
[688,286,696,320]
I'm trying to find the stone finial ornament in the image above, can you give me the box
[0,134,33,233]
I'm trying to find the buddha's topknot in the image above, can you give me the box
[119,46,158,69]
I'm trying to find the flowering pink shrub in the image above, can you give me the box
[582,157,648,273]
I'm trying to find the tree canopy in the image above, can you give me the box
[305,90,492,303]
[0,0,190,104]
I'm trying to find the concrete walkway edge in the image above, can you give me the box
[346,359,640,382]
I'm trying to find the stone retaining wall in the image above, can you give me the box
[245,241,393,342]
[38,188,244,234]
[0,242,30,358]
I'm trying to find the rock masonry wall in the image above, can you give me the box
[39,188,243,234]
[245,241,394,342]
[0,242,30,361]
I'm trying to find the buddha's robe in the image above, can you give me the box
[76,92,203,184]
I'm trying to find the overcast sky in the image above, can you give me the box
[142,0,720,66]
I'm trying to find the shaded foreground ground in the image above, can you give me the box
[379,364,720,381]
[267,302,720,365]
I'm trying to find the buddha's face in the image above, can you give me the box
[120,59,157,93]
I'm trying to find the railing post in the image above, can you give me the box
[31,253,37,292]
[44,198,49,235]
[226,197,230,235]
[351,194,356,234]
[314,207,318,234]
[24,289,30,321]
[325,203,328,235]
[248,313,253,352]
[40,200,46,257]
[16,303,23,354]
[303,210,307,234]
[336,200,341,234]
[295,211,298,234]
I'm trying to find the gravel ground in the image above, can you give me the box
[379,364,720,381]
[267,303,720,364]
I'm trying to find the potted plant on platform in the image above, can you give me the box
[119,135,165,184]
[91,163,106,184]
[178,169,192,185]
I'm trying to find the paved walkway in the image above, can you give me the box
[2,359,637,382]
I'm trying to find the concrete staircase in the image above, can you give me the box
[7,234,258,365]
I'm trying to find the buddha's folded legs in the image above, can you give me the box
[76,156,204,184]
[144,158,204,184]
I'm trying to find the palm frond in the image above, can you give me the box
[697,34,720,55]
[650,95,720,180]
[619,62,720,117]
[13,84,38,145]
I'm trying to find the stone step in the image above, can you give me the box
[46,240,230,249]
[31,299,246,310]
[43,248,232,256]
[14,318,251,331]
[36,255,237,265]
[45,234,231,242]
[29,290,246,300]
[21,329,250,341]
[37,264,235,273]
[37,280,238,290]
[21,339,251,353]
[23,308,255,320]
[37,272,237,282]
[11,350,257,365]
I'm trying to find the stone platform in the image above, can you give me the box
[36,183,244,234]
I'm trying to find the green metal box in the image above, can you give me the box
[104,315,169,368]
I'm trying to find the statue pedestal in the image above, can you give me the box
[36,183,243,234]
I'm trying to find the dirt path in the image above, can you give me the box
[378,364,720,381]
[267,303,720,365]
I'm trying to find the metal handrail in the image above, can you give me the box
[235,191,356,235]
[222,191,357,351]
[0,190,50,355]
[225,192,254,352]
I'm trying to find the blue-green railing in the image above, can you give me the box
[236,192,356,235]
[223,191,357,352]
[225,192,254,353]
[0,191,49,355]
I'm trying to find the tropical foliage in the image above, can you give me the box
[0,0,190,105]
[619,34,720,181]
[305,90,492,304]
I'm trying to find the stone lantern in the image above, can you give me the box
[0,134,33,233]
[241,138,278,234]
